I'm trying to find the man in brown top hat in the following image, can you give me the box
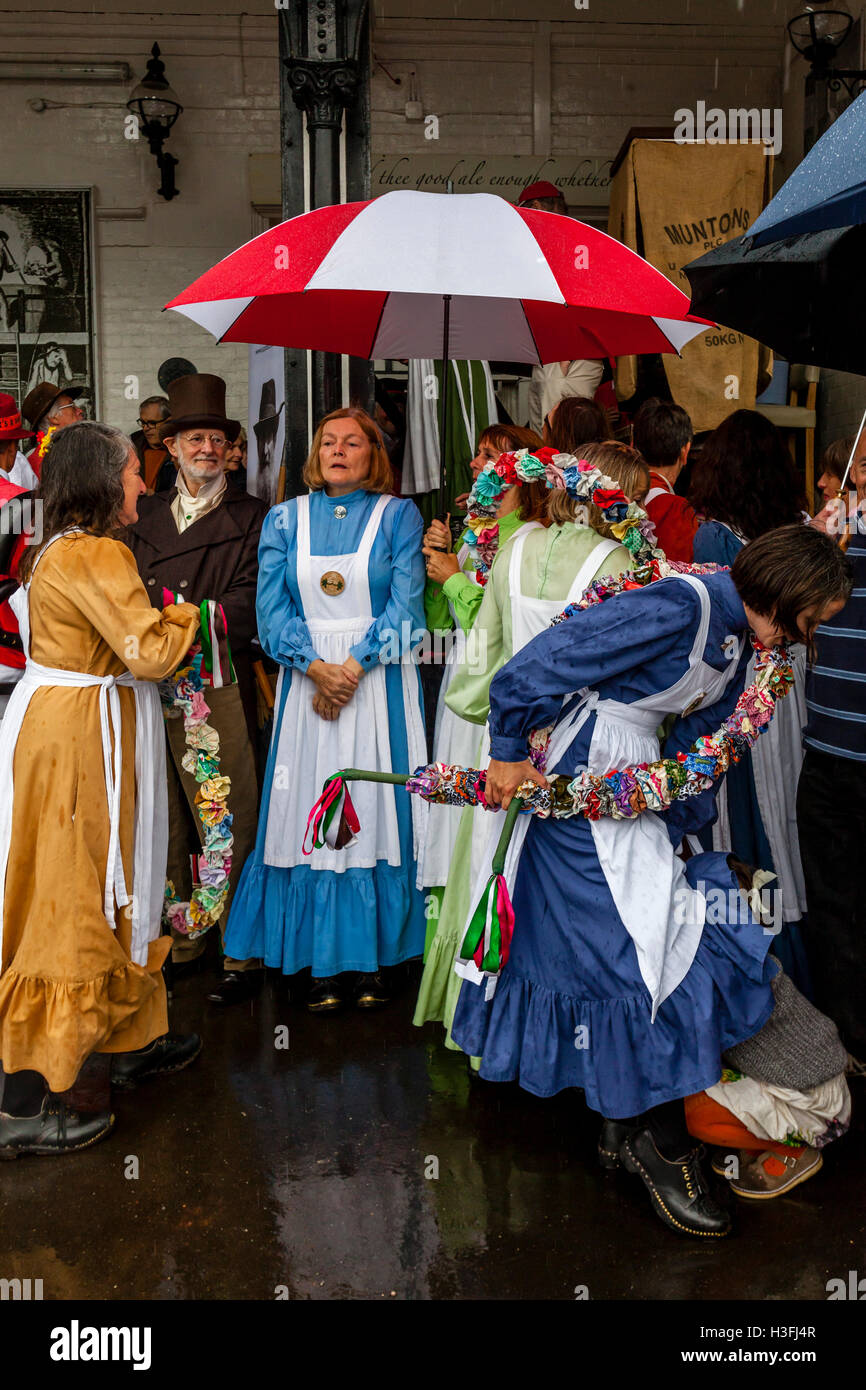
[21,381,85,477]
[126,373,269,1005]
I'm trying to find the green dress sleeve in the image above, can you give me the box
[423,527,484,634]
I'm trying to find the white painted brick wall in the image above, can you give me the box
[0,4,279,431]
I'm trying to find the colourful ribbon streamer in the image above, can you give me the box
[459,872,515,974]
[303,773,361,855]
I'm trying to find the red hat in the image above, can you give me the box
[0,393,35,442]
[518,181,564,204]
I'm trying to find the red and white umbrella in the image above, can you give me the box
[166,190,708,361]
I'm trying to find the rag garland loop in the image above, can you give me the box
[160,592,236,939]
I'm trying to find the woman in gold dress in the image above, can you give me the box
[0,421,202,1156]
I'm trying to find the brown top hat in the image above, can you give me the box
[22,381,84,430]
[159,372,241,443]
[0,392,35,442]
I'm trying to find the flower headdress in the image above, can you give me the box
[463,445,721,591]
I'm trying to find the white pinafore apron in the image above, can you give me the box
[416,542,485,889]
[0,529,168,968]
[460,574,745,1016]
[466,525,620,894]
[264,494,427,871]
[707,527,807,922]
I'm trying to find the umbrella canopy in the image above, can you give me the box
[746,91,866,248]
[166,190,708,361]
[683,222,866,374]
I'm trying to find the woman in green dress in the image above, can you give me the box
[416,425,544,930]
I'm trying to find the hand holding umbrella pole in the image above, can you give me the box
[834,403,866,554]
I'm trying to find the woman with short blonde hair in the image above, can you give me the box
[303,407,394,494]
[225,405,428,1014]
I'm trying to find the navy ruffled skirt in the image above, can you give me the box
[450,813,776,1119]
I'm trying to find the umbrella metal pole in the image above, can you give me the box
[438,293,452,529]
[838,404,866,494]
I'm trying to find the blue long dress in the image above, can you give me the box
[451,572,777,1118]
[692,521,811,992]
[224,489,428,976]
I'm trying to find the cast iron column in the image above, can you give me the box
[279,0,372,496]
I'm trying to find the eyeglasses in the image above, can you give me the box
[138,417,164,429]
[179,432,228,449]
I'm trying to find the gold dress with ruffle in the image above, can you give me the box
[0,534,199,1091]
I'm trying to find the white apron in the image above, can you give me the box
[416,544,486,889]
[0,530,168,968]
[460,573,745,1017]
[466,525,620,894]
[264,493,427,871]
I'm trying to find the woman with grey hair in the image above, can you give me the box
[0,420,202,1156]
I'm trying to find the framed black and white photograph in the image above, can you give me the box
[0,187,96,415]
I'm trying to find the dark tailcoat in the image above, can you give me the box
[126,487,268,743]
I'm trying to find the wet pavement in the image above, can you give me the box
[1,961,864,1302]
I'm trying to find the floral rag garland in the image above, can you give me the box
[160,591,237,939]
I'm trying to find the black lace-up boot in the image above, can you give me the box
[621,1127,733,1237]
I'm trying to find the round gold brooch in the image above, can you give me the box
[320,570,346,596]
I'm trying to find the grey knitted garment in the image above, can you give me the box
[724,970,848,1091]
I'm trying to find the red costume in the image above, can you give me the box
[644,469,698,563]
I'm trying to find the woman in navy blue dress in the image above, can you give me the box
[452,524,850,1239]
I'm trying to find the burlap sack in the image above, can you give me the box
[609,140,773,431]
[724,969,849,1092]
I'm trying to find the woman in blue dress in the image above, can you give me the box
[224,408,427,1012]
[689,410,811,990]
[452,524,850,1238]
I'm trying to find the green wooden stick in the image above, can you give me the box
[491,796,524,875]
[338,768,524,873]
[340,769,408,786]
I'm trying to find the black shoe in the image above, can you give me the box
[0,1098,115,1159]
[110,1033,202,1090]
[206,970,263,1006]
[307,976,346,1014]
[620,1128,733,1238]
[598,1118,639,1170]
[354,971,392,1009]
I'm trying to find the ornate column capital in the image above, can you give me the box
[286,58,361,129]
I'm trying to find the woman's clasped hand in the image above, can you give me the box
[308,655,363,721]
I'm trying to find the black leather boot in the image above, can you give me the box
[206,970,264,1006]
[621,1127,733,1238]
[354,971,393,1009]
[110,1033,202,1090]
[307,976,347,1014]
[597,1118,639,1170]
[0,1097,115,1158]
